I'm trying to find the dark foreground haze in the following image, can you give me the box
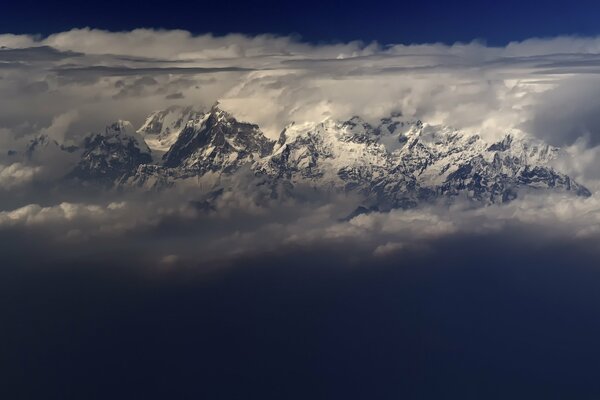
[3,230,600,399]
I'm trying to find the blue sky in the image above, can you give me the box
[3,0,600,44]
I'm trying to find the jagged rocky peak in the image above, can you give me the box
[102,120,151,153]
[341,112,424,142]
[271,112,427,157]
[339,116,378,143]
[487,132,560,165]
[68,120,152,183]
[162,103,275,172]
[279,113,429,154]
[275,115,374,146]
[137,106,204,152]
[488,134,514,152]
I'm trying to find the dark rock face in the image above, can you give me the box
[487,135,513,152]
[69,121,152,184]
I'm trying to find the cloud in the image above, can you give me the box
[2,28,600,270]
[0,189,598,271]
[166,92,185,100]
[53,65,254,78]
[39,110,79,142]
[0,45,82,62]
[525,75,600,147]
[0,163,41,189]
[4,28,600,143]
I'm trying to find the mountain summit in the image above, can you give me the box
[68,120,152,184]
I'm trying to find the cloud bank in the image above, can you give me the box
[4,29,600,140]
[3,28,600,269]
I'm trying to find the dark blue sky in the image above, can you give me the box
[3,0,600,44]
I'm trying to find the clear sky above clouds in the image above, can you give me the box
[3,0,600,44]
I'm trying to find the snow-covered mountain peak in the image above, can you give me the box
[486,130,561,166]
[161,104,274,172]
[138,106,203,153]
[275,114,441,156]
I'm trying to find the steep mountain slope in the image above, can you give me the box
[137,106,203,153]
[68,121,152,184]
[162,104,275,173]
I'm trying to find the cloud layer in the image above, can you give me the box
[4,28,600,141]
[3,29,600,268]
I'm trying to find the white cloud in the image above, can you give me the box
[0,33,37,48]
[2,191,600,268]
[40,110,79,143]
[0,163,41,189]
[3,29,600,163]
[1,28,600,146]
[0,31,587,132]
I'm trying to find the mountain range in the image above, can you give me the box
[16,103,591,212]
